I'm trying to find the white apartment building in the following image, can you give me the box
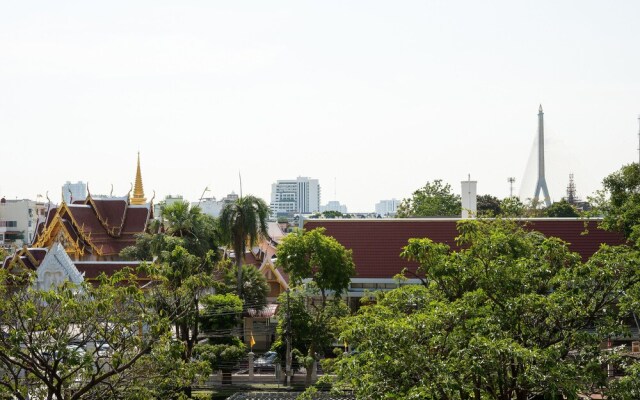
[0,198,40,248]
[270,177,321,217]
[320,200,348,214]
[375,199,400,217]
[192,192,240,218]
[62,181,87,204]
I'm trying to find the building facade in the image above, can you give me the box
[0,198,40,248]
[270,177,321,217]
[62,181,87,204]
[375,199,400,217]
[193,192,240,218]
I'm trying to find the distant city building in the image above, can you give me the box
[193,192,240,218]
[375,199,400,217]
[0,198,40,248]
[62,181,87,204]
[320,201,348,214]
[270,177,321,217]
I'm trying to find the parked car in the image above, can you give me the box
[254,351,277,372]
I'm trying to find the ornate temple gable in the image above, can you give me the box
[2,246,48,274]
[32,203,97,258]
[86,195,129,238]
[259,257,289,292]
[36,242,84,291]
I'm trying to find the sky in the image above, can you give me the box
[1,1,639,212]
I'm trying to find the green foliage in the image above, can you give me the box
[217,262,269,309]
[476,194,502,216]
[219,195,269,297]
[275,227,353,383]
[219,195,269,267]
[120,201,222,397]
[321,210,344,218]
[277,228,355,300]
[499,196,525,217]
[199,293,243,333]
[396,179,461,217]
[160,201,220,258]
[0,270,203,400]
[545,199,580,217]
[332,219,640,399]
[194,338,246,372]
[592,162,640,244]
[272,287,349,366]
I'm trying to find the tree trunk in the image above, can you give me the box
[236,257,243,297]
[305,344,315,387]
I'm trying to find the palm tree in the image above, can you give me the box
[219,195,269,296]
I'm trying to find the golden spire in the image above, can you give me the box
[130,152,147,205]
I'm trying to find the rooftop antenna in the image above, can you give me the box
[533,105,551,207]
[507,177,515,198]
[566,173,577,204]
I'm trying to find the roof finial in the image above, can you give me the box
[130,152,147,205]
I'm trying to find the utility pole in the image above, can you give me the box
[507,177,515,198]
[285,288,292,386]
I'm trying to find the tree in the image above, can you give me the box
[275,228,355,385]
[0,269,207,400]
[499,196,525,217]
[476,194,502,216]
[120,201,220,397]
[330,219,640,399]
[196,293,246,385]
[321,210,344,219]
[396,180,461,217]
[545,199,580,217]
[219,195,269,297]
[276,228,354,304]
[272,287,348,385]
[217,262,269,310]
[592,162,640,244]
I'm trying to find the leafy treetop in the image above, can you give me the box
[396,180,461,217]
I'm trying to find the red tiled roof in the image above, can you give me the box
[303,219,627,279]
[87,197,129,236]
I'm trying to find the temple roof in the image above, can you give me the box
[2,244,149,285]
[32,195,151,257]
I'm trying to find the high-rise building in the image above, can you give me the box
[62,181,87,204]
[375,199,400,217]
[270,177,321,217]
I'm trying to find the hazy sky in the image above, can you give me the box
[1,1,638,211]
